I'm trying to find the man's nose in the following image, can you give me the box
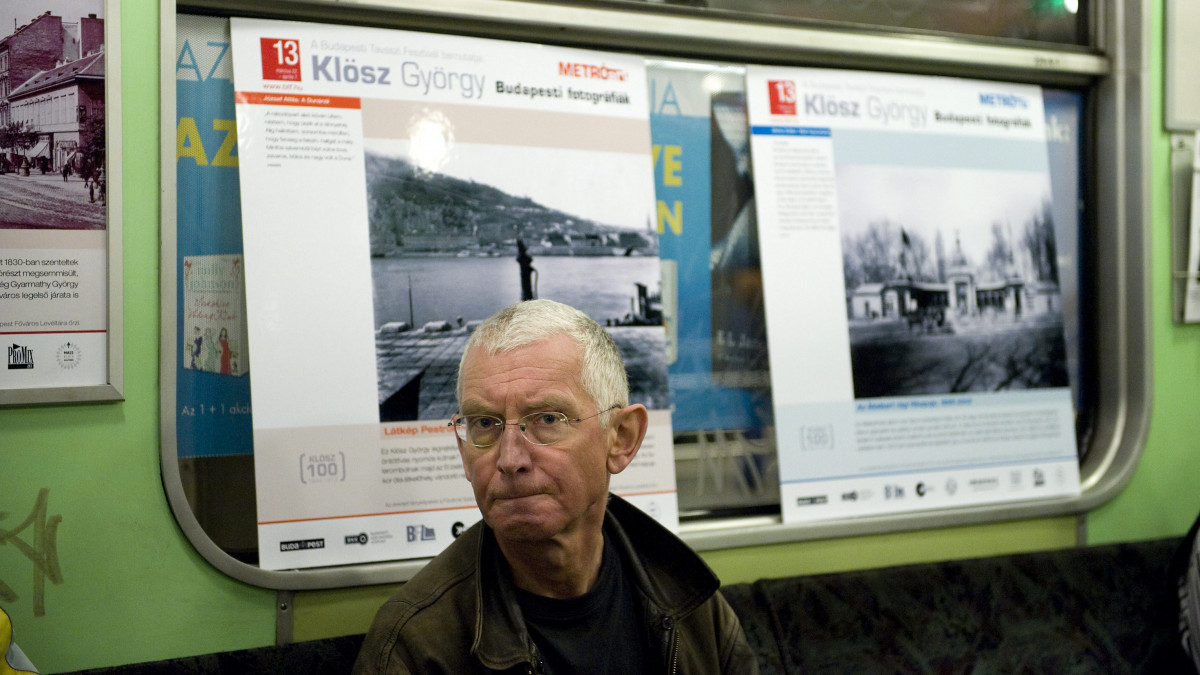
[495,424,533,474]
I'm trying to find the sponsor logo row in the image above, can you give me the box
[281,520,468,554]
[796,466,1061,508]
[6,341,82,371]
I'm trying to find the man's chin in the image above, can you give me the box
[485,503,559,541]
[484,487,547,509]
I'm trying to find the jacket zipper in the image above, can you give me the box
[668,623,679,674]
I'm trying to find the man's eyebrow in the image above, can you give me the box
[525,396,577,412]
[457,399,495,415]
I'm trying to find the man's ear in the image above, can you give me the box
[607,404,648,475]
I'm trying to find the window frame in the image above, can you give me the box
[159,0,1151,589]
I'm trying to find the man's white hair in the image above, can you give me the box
[456,300,628,424]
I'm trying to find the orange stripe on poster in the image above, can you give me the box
[235,91,361,109]
[258,504,478,526]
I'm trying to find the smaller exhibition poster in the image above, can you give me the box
[230,18,676,570]
[746,66,1081,523]
[1,1,110,395]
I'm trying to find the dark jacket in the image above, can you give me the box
[354,494,759,674]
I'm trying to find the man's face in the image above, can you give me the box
[456,335,613,545]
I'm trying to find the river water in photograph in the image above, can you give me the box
[372,255,663,328]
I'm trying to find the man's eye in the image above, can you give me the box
[471,417,498,430]
[533,413,563,426]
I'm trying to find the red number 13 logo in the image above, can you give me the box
[260,37,302,81]
[768,80,797,115]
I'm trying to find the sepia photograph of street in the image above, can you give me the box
[363,139,668,422]
[0,1,107,231]
[839,164,1069,399]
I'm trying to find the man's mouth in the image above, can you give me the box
[494,491,542,502]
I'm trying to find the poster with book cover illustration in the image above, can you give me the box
[230,18,677,570]
[175,14,255,459]
[746,66,1081,523]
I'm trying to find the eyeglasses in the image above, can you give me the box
[448,405,621,448]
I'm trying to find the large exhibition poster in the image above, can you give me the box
[647,61,772,434]
[1,1,109,393]
[745,66,1081,523]
[230,18,676,570]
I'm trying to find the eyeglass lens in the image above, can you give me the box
[455,412,571,447]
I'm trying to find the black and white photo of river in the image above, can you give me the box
[372,255,661,330]
[363,141,668,421]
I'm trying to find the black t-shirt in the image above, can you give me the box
[515,537,657,674]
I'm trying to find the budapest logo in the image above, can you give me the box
[260,37,301,81]
[280,538,324,552]
[7,343,33,369]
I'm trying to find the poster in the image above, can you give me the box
[175,14,253,458]
[0,1,109,393]
[647,61,773,434]
[230,18,677,570]
[746,66,1081,522]
[1184,132,1200,322]
[1041,89,1084,409]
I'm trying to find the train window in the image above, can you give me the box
[540,0,1092,47]
[161,0,1148,587]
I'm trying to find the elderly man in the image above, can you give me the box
[356,299,758,674]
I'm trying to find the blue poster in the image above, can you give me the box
[649,63,771,433]
[175,15,252,458]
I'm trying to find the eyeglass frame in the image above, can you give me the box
[447,405,623,448]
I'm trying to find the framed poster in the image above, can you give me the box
[229,17,677,571]
[0,0,122,405]
[745,66,1081,522]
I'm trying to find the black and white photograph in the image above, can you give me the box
[839,164,1069,398]
[0,1,106,231]
[363,136,668,422]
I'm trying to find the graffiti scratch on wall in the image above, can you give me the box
[0,488,63,617]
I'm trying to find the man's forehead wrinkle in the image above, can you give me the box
[461,378,579,411]
[458,334,588,417]
[461,370,581,411]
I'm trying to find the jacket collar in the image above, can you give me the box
[470,494,720,668]
[603,494,720,618]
